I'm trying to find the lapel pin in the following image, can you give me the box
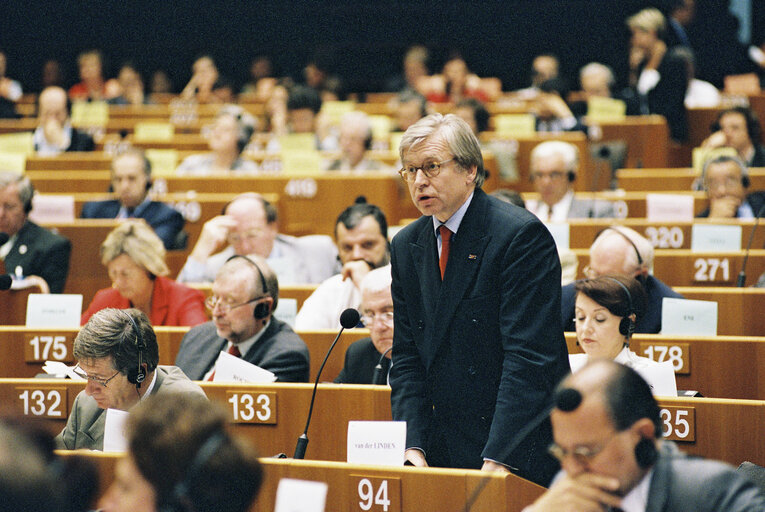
[468,254,477,260]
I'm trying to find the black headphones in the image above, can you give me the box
[700,155,750,189]
[603,276,635,339]
[160,431,227,512]
[225,255,272,320]
[594,227,646,286]
[122,310,147,389]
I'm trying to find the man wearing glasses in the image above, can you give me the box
[560,225,682,334]
[56,308,205,450]
[177,192,337,285]
[390,114,569,485]
[175,254,309,382]
[335,265,393,384]
[526,359,764,511]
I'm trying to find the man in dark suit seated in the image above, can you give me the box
[335,264,392,384]
[696,155,765,219]
[33,86,95,155]
[0,171,71,293]
[80,148,186,249]
[525,360,765,511]
[391,113,570,485]
[525,140,616,221]
[561,226,682,334]
[56,308,206,451]
[175,254,310,382]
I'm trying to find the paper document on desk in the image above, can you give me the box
[212,350,277,383]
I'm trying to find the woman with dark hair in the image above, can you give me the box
[571,275,677,395]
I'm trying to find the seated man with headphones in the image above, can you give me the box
[696,155,765,219]
[524,360,765,511]
[0,171,71,293]
[175,254,310,382]
[56,308,206,451]
[525,141,616,222]
[100,394,263,512]
[702,106,765,168]
[327,111,384,172]
[81,148,186,249]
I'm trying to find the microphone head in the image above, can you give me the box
[555,388,582,412]
[0,274,12,291]
[0,232,8,246]
[339,308,361,329]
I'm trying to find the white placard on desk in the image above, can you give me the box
[543,223,570,250]
[29,195,75,223]
[690,224,742,252]
[661,297,717,336]
[212,350,277,383]
[347,421,406,466]
[26,294,82,328]
[646,194,694,221]
[274,478,328,512]
[103,408,129,453]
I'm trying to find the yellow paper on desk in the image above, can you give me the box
[389,132,404,155]
[369,115,392,139]
[134,122,175,141]
[279,134,316,152]
[692,146,737,175]
[0,152,26,173]
[494,114,536,136]
[145,149,178,177]
[282,150,321,175]
[587,97,626,122]
[71,101,108,127]
[0,132,34,155]
[321,101,356,125]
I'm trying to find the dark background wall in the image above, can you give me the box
[2,0,761,94]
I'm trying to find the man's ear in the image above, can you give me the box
[633,417,656,439]
[466,164,478,184]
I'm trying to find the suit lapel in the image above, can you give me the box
[409,220,441,322]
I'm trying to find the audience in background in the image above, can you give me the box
[327,111,383,172]
[393,89,428,132]
[108,63,147,106]
[68,49,119,101]
[34,86,95,154]
[0,50,22,118]
[80,220,207,327]
[181,55,225,104]
[702,107,765,168]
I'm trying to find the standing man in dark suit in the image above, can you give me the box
[335,265,392,384]
[33,86,95,155]
[175,254,309,382]
[0,171,71,293]
[81,148,185,249]
[526,360,765,511]
[390,114,570,485]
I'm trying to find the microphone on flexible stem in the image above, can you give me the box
[293,308,360,460]
[371,346,393,385]
[0,274,12,291]
[737,204,765,287]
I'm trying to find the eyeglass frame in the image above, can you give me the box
[547,428,626,466]
[398,157,455,183]
[73,363,121,388]
[360,310,394,327]
[205,294,270,314]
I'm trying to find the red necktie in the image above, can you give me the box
[207,344,242,381]
[439,224,452,279]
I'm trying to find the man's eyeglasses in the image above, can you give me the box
[398,158,454,183]
[360,311,394,326]
[72,363,121,388]
[547,430,624,465]
[205,295,268,314]
[227,229,263,245]
[531,171,567,181]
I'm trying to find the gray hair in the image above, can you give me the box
[701,155,749,188]
[399,113,486,188]
[74,308,159,375]
[530,140,579,175]
[626,8,666,34]
[579,62,615,88]
[361,264,391,295]
[100,220,169,277]
[0,171,33,214]
[591,226,654,272]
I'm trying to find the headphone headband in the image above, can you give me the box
[122,310,147,388]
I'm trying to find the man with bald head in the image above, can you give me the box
[560,226,682,333]
[33,86,95,155]
[177,193,337,285]
[525,360,764,511]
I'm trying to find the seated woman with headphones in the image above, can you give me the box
[570,275,677,396]
[175,104,258,175]
[81,220,208,327]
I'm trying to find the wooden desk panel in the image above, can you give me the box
[673,287,765,337]
[591,115,669,169]
[617,167,765,192]
[521,190,709,218]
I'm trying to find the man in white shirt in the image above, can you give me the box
[526,359,765,512]
[526,140,615,222]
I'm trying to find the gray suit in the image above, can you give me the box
[177,234,338,284]
[55,366,205,450]
[174,319,310,382]
[645,442,765,511]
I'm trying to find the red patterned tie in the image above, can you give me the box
[439,224,452,279]
[207,344,242,381]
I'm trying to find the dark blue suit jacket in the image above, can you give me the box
[334,337,390,384]
[81,199,184,249]
[5,221,71,293]
[389,188,569,485]
[561,274,683,334]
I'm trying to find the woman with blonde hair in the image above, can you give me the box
[81,220,207,326]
